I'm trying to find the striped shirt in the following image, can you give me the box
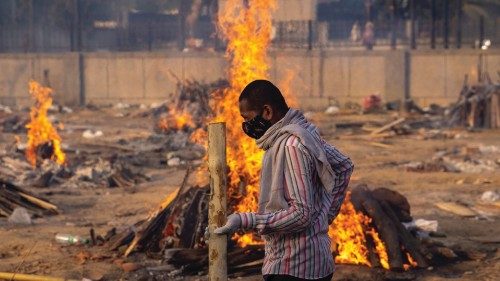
[239,135,354,279]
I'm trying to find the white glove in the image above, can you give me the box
[204,226,210,240]
[213,213,241,235]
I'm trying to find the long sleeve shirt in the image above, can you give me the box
[238,135,354,279]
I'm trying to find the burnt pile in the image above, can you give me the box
[153,79,227,134]
[105,169,265,276]
[446,80,499,129]
[403,144,499,173]
[0,179,58,217]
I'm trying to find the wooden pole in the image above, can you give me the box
[208,122,227,281]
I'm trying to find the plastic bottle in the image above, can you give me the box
[55,233,90,245]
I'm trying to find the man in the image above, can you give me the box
[214,80,354,281]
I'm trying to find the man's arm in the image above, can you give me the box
[324,144,354,224]
[238,136,316,235]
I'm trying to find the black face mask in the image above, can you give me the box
[242,114,272,139]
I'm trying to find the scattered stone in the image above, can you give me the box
[0,104,12,114]
[403,219,438,232]
[325,106,340,115]
[480,190,499,203]
[114,103,130,109]
[8,207,32,225]
[167,157,181,167]
[82,129,103,139]
[61,106,73,114]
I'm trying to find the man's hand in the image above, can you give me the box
[213,213,241,235]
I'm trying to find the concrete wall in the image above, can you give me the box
[1,50,499,110]
[269,50,406,109]
[273,0,316,21]
[410,50,500,106]
[83,52,226,105]
[0,53,80,107]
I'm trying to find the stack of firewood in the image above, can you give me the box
[447,80,500,129]
[0,179,58,217]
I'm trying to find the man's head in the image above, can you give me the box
[238,80,289,139]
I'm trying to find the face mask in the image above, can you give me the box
[242,114,272,139]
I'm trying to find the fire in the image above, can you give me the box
[215,0,277,246]
[210,0,395,269]
[404,251,418,270]
[329,193,389,269]
[158,109,195,132]
[25,80,65,167]
[367,229,390,269]
[189,128,208,146]
[329,194,371,267]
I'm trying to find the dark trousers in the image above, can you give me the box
[263,273,333,281]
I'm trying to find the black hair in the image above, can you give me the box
[239,80,289,113]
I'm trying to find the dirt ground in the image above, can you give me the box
[0,106,499,281]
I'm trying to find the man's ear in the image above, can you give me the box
[262,104,273,121]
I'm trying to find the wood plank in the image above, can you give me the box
[434,202,477,217]
[370,118,406,135]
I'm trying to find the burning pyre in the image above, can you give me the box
[113,0,422,272]
[25,80,65,167]
[212,0,401,270]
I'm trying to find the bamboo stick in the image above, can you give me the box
[208,122,228,281]
[18,192,58,212]
[0,272,79,281]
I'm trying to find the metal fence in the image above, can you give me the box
[271,16,498,50]
[0,2,498,53]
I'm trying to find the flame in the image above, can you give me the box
[190,128,208,146]
[278,69,298,108]
[328,193,389,269]
[403,251,418,270]
[158,109,195,131]
[367,229,390,269]
[214,0,277,246]
[329,195,371,266]
[209,0,393,267]
[25,80,65,166]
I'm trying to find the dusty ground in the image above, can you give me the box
[0,106,499,281]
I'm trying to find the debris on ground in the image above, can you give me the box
[403,144,500,173]
[0,179,58,217]
[446,80,499,129]
[8,207,32,225]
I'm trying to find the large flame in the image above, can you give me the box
[213,1,392,266]
[25,80,65,167]
[214,0,277,246]
[168,0,406,270]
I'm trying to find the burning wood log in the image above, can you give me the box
[120,168,193,256]
[351,185,404,271]
[379,201,429,268]
[351,185,433,271]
